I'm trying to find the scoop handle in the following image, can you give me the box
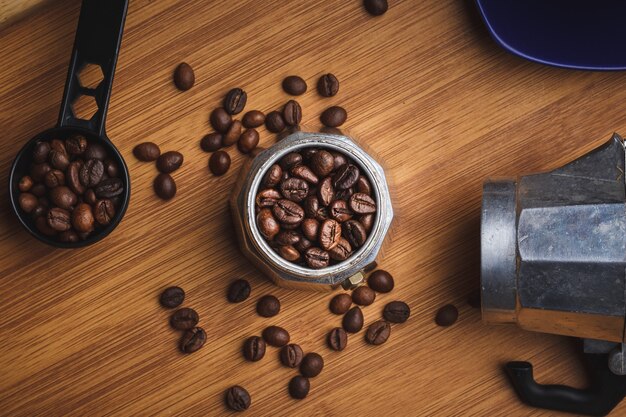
[57,0,128,137]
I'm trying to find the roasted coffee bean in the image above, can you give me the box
[335,188,354,201]
[331,151,348,169]
[329,200,353,222]
[133,142,161,161]
[320,106,347,127]
[31,183,46,197]
[282,75,307,95]
[290,165,318,184]
[209,151,231,176]
[265,111,285,133]
[159,286,185,308]
[66,135,87,155]
[94,199,115,225]
[278,245,301,262]
[79,159,104,187]
[33,141,51,163]
[327,327,348,351]
[365,321,391,345]
[224,88,247,115]
[304,247,329,269]
[262,325,290,347]
[275,230,301,246]
[343,306,364,333]
[227,279,251,303]
[283,100,302,126]
[257,208,280,240]
[225,386,251,411]
[279,152,303,170]
[170,307,199,330]
[318,177,334,206]
[256,188,282,207]
[317,73,339,97]
[243,336,266,362]
[300,352,324,378]
[333,164,359,190]
[50,186,77,210]
[319,219,341,250]
[50,139,67,155]
[356,175,372,195]
[242,110,265,128]
[153,174,176,200]
[173,62,195,91]
[95,178,123,198]
[304,196,320,218]
[468,290,481,309]
[18,193,37,213]
[280,343,304,368]
[352,286,376,306]
[280,178,308,202]
[288,376,310,400]
[257,295,281,317]
[84,143,107,160]
[349,192,376,214]
[66,161,85,195]
[200,133,223,152]
[263,164,283,188]
[359,214,375,233]
[343,219,367,248]
[272,199,304,224]
[435,304,458,327]
[301,148,319,161]
[18,176,33,192]
[84,189,97,205]
[330,293,352,315]
[210,107,232,133]
[180,327,206,353]
[58,230,79,242]
[223,120,242,147]
[36,215,57,236]
[44,169,65,188]
[384,301,411,323]
[104,159,119,178]
[72,203,94,233]
[32,204,46,219]
[47,207,71,231]
[310,150,334,177]
[364,0,388,16]
[368,270,394,293]
[301,218,319,241]
[31,162,51,182]
[156,151,184,173]
[238,128,259,153]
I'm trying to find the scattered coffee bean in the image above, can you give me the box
[317,73,339,97]
[224,88,247,115]
[435,304,458,327]
[262,325,290,347]
[180,327,206,353]
[210,107,232,133]
[365,320,391,345]
[300,352,324,378]
[327,327,348,351]
[329,293,352,314]
[468,290,481,309]
[368,270,394,293]
[283,100,302,126]
[238,128,259,153]
[173,62,195,91]
[243,336,266,362]
[282,75,307,95]
[153,173,177,200]
[18,175,33,192]
[280,343,303,368]
[227,279,251,303]
[265,111,286,133]
[364,0,388,16]
[200,133,223,152]
[242,110,265,128]
[223,119,243,147]
[343,306,364,333]
[352,285,376,306]
[320,106,347,127]
[159,286,185,308]
[256,294,281,317]
[209,151,231,176]
[383,301,410,324]
[156,151,184,173]
[225,386,251,411]
[288,376,310,400]
[170,307,199,330]
[72,203,95,233]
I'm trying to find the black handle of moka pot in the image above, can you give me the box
[57,0,129,137]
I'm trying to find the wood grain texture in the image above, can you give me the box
[0,0,52,29]
[1,0,625,415]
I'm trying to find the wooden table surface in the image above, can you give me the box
[2,1,626,416]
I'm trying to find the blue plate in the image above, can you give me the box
[476,0,626,70]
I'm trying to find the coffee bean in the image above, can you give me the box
[36,215,57,236]
[200,133,223,152]
[342,306,364,333]
[280,343,303,368]
[333,164,359,190]
[319,219,341,250]
[256,294,280,317]
[355,175,372,195]
[83,189,96,205]
[272,199,304,224]
[300,352,324,378]
[95,178,124,198]
[224,88,247,115]
[279,152,303,170]
[33,141,51,163]
[282,75,307,95]
[18,176,33,192]
[104,159,119,178]
[66,161,85,195]
[256,188,282,207]
[180,327,206,353]
[365,320,391,345]
[265,111,285,133]
[435,304,458,327]
[47,207,71,231]
[317,73,339,97]
[342,219,367,248]
[133,142,161,161]
[295,236,312,253]
[304,247,329,269]
[227,279,251,303]
[72,203,94,233]
[280,178,309,202]
[278,245,301,262]
[262,325,290,347]
[18,193,37,213]
[468,290,481,309]
[84,143,106,160]
[170,307,199,330]
[257,208,280,240]
[58,230,79,242]
[30,184,45,198]
[290,165,318,184]
[329,200,353,222]
[94,199,115,225]
[243,336,266,362]
[349,192,376,214]
[153,173,177,200]
[352,286,376,306]
[156,151,184,173]
[383,301,411,324]
[65,134,87,155]
[310,150,334,177]
[79,159,104,187]
[242,110,265,128]
[368,270,394,293]
[173,62,195,91]
[225,386,251,411]
[50,186,77,210]
[209,151,231,176]
[304,196,320,219]
[318,177,334,206]
[31,162,51,182]
[329,293,352,315]
[263,164,283,188]
[210,107,232,133]
[300,218,318,241]
[288,376,310,400]
[359,213,375,233]
[327,327,348,351]
[159,286,185,308]
[283,100,302,126]
[32,205,47,219]
[49,149,69,171]
[238,128,259,153]
[275,230,301,246]
[320,106,347,127]
[223,120,243,147]
[364,0,388,16]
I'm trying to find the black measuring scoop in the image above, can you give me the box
[8,0,130,248]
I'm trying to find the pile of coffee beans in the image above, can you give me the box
[16,136,124,242]
[133,142,183,200]
[159,286,206,353]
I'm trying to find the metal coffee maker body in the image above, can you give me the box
[230,129,393,291]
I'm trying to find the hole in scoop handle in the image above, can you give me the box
[58,0,129,137]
